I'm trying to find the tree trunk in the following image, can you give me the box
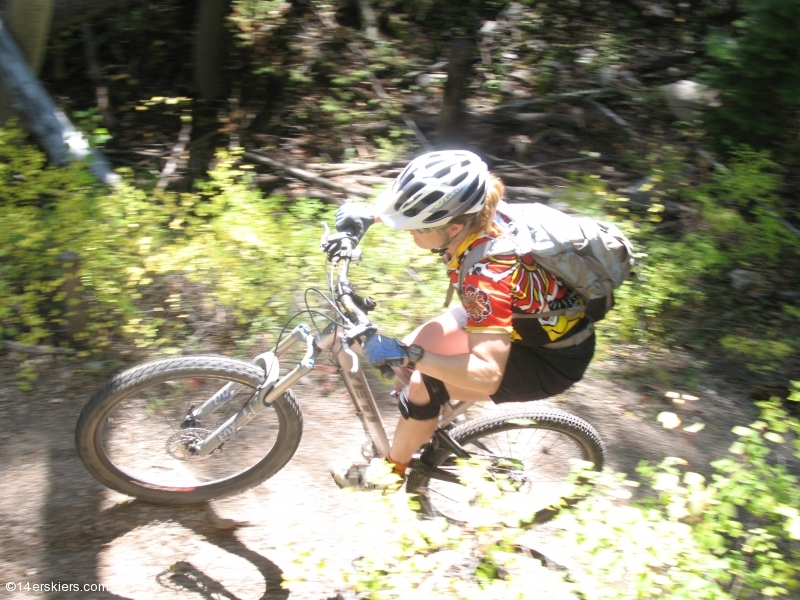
[0,16,119,184]
[439,37,473,147]
[194,0,228,100]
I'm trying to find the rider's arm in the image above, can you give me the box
[413,332,511,397]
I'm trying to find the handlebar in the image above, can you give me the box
[320,225,379,359]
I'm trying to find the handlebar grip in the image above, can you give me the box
[378,364,395,381]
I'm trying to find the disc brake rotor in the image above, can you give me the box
[166,428,213,461]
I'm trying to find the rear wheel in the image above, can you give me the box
[406,407,604,523]
[75,356,303,504]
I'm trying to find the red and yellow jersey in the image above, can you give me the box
[447,223,586,347]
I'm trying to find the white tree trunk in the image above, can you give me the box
[0,16,119,184]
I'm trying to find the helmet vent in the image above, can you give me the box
[396,166,416,190]
[433,166,453,179]
[394,182,426,210]
[419,190,444,206]
[403,206,421,217]
[423,210,449,224]
[459,177,480,204]
[450,172,468,186]
[464,181,486,210]
[424,158,446,170]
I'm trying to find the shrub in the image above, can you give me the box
[703,0,800,155]
[0,128,445,360]
[285,385,800,599]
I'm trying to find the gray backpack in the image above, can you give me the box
[454,201,634,323]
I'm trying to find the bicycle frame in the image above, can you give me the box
[188,318,475,464]
[186,229,477,481]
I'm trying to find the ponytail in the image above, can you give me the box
[469,173,504,234]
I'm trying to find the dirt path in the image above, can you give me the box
[0,349,758,600]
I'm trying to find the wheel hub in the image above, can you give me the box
[166,428,213,461]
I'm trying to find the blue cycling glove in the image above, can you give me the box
[335,203,376,241]
[363,335,417,368]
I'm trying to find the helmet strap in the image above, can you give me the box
[430,218,476,257]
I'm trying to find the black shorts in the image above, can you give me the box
[490,331,595,404]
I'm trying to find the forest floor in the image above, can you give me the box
[0,344,765,600]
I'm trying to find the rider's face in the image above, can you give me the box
[409,223,465,250]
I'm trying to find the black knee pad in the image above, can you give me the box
[397,375,450,420]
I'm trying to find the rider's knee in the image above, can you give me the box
[398,374,450,421]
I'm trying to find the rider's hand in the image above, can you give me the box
[335,203,375,242]
[363,334,413,369]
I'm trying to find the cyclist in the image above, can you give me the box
[331,150,595,489]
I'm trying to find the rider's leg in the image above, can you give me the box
[388,308,490,466]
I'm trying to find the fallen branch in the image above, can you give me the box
[621,0,676,18]
[630,51,694,74]
[157,113,191,189]
[505,186,552,201]
[492,90,608,113]
[348,42,434,152]
[346,175,393,186]
[242,151,372,199]
[490,155,595,174]
[1,340,76,355]
[307,160,407,175]
[587,99,641,146]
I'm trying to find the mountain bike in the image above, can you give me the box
[75,226,605,522]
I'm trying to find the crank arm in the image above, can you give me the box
[408,459,462,485]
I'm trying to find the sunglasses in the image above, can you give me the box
[413,226,442,234]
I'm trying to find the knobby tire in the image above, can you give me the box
[75,355,303,504]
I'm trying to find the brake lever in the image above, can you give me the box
[340,337,359,374]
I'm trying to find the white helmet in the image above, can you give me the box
[375,151,488,230]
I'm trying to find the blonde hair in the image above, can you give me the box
[469,173,504,234]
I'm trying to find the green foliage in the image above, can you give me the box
[569,148,800,374]
[0,127,444,358]
[703,0,800,154]
[287,391,800,599]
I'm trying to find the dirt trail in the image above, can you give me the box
[0,349,757,600]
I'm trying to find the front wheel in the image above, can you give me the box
[406,407,605,523]
[75,355,303,504]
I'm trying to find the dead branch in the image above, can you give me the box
[346,175,393,186]
[620,0,676,18]
[348,42,434,152]
[505,186,552,201]
[242,151,372,199]
[630,51,694,74]
[306,160,407,175]
[157,114,191,189]
[587,99,642,146]
[492,90,609,113]
[1,340,76,355]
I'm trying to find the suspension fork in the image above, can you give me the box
[187,324,312,425]
[189,324,321,458]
